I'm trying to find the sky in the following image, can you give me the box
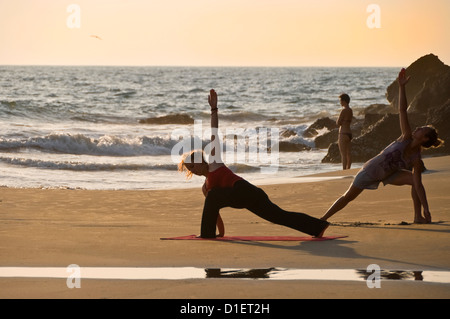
[0,0,449,67]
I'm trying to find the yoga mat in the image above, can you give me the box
[161,235,347,241]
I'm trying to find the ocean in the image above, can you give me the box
[0,66,398,190]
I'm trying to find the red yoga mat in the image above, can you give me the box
[161,234,347,241]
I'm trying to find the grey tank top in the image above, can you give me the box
[362,139,421,181]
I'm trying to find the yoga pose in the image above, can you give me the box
[337,93,353,170]
[179,89,329,238]
[321,69,443,223]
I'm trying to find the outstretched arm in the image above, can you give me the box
[412,159,431,222]
[209,89,218,131]
[398,68,412,140]
[208,89,223,165]
[216,213,225,237]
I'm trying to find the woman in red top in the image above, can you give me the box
[179,89,329,238]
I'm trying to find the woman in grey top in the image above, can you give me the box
[321,68,443,224]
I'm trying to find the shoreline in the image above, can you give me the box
[1,155,449,298]
[2,153,445,192]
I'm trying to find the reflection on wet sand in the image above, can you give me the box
[0,267,449,283]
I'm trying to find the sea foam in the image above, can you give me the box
[0,133,175,156]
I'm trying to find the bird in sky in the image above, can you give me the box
[90,35,103,40]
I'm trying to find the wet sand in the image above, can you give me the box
[0,156,449,299]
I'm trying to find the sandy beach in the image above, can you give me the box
[1,155,449,299]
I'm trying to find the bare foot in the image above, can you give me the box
[314,223,329,238]
[413,216,428,224]
[424,212,432,223]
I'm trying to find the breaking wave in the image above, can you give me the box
[0,133,176,156]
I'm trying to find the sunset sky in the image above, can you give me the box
[1,0,449,67]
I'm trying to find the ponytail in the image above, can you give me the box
[423,126,444,149]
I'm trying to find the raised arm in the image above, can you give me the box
[209,89,218,130]
[208,89,223,165]
[398,68,412,140]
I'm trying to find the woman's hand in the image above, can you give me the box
[208,89,218,110]
[398,68,410,87]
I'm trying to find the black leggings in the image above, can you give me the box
[201,180,329,238]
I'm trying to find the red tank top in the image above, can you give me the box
[205,166,243,191]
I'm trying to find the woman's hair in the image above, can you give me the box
[178,150,206,179]
[339,93,350,104]
[423,125,444,149]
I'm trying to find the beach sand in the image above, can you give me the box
[0,156,449,299]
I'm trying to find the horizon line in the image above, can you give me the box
[0,64,402,68]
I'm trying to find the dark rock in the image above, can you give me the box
[350,118,364,138]
[409,71,450,114]
[310,117,338,130]
[139,114,194,124]
[363,103,394,115]
[386,54,450,112]
[314,118,364,149]
[361,103,395,131]
[277,141,311,152]
[302,127,318,138]
[423,98,450,156]
[314,129,339,149]
[303,117,338,138]
[426,99,450,139]
[362,113,385,133]
[281,129,297,138]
